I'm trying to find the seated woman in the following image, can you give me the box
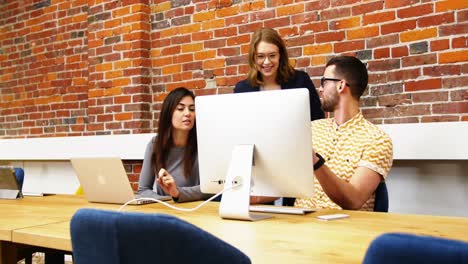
[138,87,211,202]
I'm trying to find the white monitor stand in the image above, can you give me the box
[219,144,272,221]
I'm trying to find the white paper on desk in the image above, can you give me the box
[22,161,80,195]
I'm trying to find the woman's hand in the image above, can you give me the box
[156,168,180,198]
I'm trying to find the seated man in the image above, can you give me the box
[295,56,393,211]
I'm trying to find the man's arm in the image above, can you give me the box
[314,132,393,210]
[250,196,277,204]
[313,156,382,210]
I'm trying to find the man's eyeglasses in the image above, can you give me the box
[320,77,350,87]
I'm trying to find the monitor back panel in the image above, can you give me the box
[196,89,314,198]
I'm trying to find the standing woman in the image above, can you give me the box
[234,27,324,121]
[138,87,210,202]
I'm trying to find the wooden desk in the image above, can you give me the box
[0,195,133,264]
[0,195,127,239]
[3,196,468,264]
[132,203,468,263]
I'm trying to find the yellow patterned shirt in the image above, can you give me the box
[295,112,393,211]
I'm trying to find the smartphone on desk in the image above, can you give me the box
[316,213,349,221]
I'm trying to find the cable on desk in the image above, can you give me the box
[118,182,241,212]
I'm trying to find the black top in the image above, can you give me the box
[234,70,325,121]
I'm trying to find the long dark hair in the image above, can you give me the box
[247,27,295,87]
[152,87,197,179]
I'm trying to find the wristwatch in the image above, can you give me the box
[314,153,325,171]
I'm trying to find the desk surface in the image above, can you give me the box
[2,195,468,264]
[0,195,126,241]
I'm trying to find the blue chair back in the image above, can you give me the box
[363,233,468,264]
[14,168,24,190]
[70,208,251,264]
[373,181,388,212]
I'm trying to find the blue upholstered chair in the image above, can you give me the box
[363,233,468,264]
[70,208,251,264]
[373,181,388,212]
[14,167,24,191]
[14,167,24,199]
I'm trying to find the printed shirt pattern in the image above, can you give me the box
[295,112,393,211]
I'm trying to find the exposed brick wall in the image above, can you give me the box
[0,0,89,137]
[123,159,143,191]
[87,0,153,135]
[1,0,467,137]
[150,0,467,124]
[1,0,467,183]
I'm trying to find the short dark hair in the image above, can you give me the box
[153,87,197,179]
[326,56,368,100]
[247,28,295,86]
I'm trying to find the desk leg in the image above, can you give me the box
[0,241,20,264]
[44,252,65,264]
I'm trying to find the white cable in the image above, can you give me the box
[118,182,241,212]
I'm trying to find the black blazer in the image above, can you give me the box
[234,70,324,121]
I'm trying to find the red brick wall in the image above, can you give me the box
[123,159,143,190]
[1,0,89,137]
[1,0,467,134]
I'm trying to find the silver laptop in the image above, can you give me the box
[0,167,22,199]
[70,157,171,205]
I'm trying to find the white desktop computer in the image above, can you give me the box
[196,89,315,221]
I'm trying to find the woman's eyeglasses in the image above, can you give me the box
[255,53,279,63]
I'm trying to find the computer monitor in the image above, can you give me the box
[195,89,314,221]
